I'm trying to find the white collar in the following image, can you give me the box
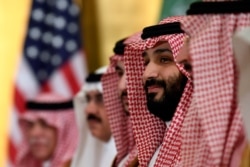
[42,160,51,167]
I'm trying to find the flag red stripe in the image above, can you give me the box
[14,87,25,114]
[8,139,17,164]
[61,62,80,94]
[41,81,52,93]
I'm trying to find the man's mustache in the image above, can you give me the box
[144,79,166,92]
[87,114,102,122]
[29,138,49,146]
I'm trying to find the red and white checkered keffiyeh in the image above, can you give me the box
[16,93,78,167]
[178,1,250,166]
[102,33,141,166]
[124,16,194,167]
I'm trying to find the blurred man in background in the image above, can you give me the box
[102,33,142,167]
[177,1,250,166]
[71,67,116,167]
[16,93,78,167]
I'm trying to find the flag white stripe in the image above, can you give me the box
[6,160,13,167]
[16,59,39,99]
[9,107,22,145]
[70,51,88,86]
[49,70,72,97]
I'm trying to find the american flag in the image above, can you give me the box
[8,0,87,166]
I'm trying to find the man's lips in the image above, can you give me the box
[87,118,102,129]
[31,143,46,149]
[147,85,162,93]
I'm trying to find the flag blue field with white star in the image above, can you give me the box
[24,0,82,84]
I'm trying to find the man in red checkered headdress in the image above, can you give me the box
[176,1,250,166]
[16,93,78,167]
[102,33,142,167]
[124,1,250,166]
[124,16,192,167]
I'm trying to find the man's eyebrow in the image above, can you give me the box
[85,94,90,98]
[154,48,173,54]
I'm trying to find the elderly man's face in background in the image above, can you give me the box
[22,119,57,161]
[142,41,187,122]
[85,90,111,142]
[115,60,129,115]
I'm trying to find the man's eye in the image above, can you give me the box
[24,121,34,129]
[183,62,192,72]
[85,95,90,102]
[143,60,149,66]
[40,120,49,128]
[160,57,170,63]
[95,94,103,104]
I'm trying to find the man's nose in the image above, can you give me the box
[85,100,98,115]
[143,62,159,82]
[30,123,43,136]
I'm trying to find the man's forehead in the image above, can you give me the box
[143,41,172,56]
[22,118,50,126]
[86,90,102,96]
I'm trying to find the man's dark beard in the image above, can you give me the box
[144,73,187,122]
[87,114,102,122]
